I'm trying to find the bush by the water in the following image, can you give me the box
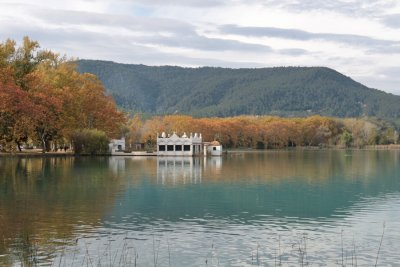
[72,129,109,155]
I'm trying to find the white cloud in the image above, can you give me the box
[0,0,399,94]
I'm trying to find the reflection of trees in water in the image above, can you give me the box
[203,150,400,183]
[0,151,399,265]
[0,157,123,265]
[127,150,400,186]
[107,150,400,223]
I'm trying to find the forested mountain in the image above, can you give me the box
[77,60,400,120]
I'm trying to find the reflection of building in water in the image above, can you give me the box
[204,156,222,171]
[157,157,202,184]
[109,156,126,174]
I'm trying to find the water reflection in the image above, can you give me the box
[157,157,202,184]
[0,157,124,266]
[105,151,400,223]
[1,150,400,266]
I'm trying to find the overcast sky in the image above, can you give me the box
[1,0,400,94]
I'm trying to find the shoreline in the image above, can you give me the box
[1,145,400,157]
[0,151,76,157]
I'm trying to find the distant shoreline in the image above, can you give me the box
[0,151,76,157]
[1,145,400,158]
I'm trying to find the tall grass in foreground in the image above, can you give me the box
[0,224,387,267]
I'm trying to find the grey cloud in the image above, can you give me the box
[141,35,271,52]
[367,45,400,54]
[382,14,400,28]
[359,78,400,95]
[0,22,268,67]
[220,24,400,54]
[263,0,400,32]
[377,66,400,78]
[354,66,400,95]
[255,0,397,17]
[281,0,358,14]
[27,9,272,52]
[278,48,309,56]
[0,24,134,56]
[135,55,267,69]
[128,0,397,13]
[121,0,224,8]
[0,18,270,66]
[32,9,194,35]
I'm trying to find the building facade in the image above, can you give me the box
[204,140,223,156]
[109,138,126,153]
[157,132,203,156]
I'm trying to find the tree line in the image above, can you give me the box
[126,114,398,149]
[77,60,400,123]
[0,37,126,153]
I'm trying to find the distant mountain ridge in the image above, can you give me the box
[77,60,400,121]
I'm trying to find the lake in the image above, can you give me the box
[1,150,400,266]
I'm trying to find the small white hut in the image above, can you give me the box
[109,138,125,153]
[157,132,203,156]
[204,140,223,156]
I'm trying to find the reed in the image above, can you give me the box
[1,227,388,267]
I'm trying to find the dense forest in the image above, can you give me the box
[126,115,399,149]
[0,38,125,153]
[78,60,400,123]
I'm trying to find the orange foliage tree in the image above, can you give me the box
[0,37,126,152]
[132,114,346,149]
[0,82,35,151]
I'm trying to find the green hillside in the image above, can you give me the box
[77,60,400,120]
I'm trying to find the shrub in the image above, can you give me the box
[72,129,109,155]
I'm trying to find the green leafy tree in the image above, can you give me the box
[71,129,109,155]
[340,130,353,147]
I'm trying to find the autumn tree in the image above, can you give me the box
[126,114,144,148]
[0,82,34,151]
[0,37,126,153]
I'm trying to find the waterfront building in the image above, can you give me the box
[157,132,203,156]
[204,140,223,156]
[109,138,125,153]
[109,132,222,156]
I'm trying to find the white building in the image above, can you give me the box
[109,138,125,153]
[157,132,203,156]
[204,140,223,156]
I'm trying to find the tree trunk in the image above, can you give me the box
[16,141,22,152]
[41,136,46,154]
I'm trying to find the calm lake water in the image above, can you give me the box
[1,150,400,266]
